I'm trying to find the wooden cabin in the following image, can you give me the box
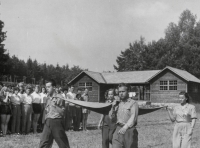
[68,66,200,103]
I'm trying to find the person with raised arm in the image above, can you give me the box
[166,91,197,148]
[39,79,70,148]
[109,83,139,148]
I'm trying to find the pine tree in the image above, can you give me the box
[0,20,10,78]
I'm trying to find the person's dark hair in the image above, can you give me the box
[41,86,46,93]
[179,91,190,103]
[118,83,130,91]
[63,87,68,92]
[46,79,56,87]
[13,87,19,92]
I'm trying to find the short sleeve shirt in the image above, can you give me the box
[45,93,65,119]
[67,92,76,106]
[173,104,197,122]
[40,93,47,103]
[10,94,22,105]
[32,92,41,103]
[22,94,33,105]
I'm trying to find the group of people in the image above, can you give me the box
[0,82,48,136]
[0,82,90,138]
[98,84,197,148]
[0,81,198,148]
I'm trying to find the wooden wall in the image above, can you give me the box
[70,74,99,102]
[150,70,187,103]
[188,82,200,103]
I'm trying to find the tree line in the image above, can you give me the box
[0,21,84,86]
[114,10,200,78]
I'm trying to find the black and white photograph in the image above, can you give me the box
[0,0,200,148]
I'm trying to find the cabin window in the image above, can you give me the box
[160,80,177,91]
[169,80,177,90]
[160,81,168,90]
[78,82,92,91]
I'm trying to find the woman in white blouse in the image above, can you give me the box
[32,85,42,134]
[39,87,47,129]
[10,87,23,134]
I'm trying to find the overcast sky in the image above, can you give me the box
[1,0,200,72]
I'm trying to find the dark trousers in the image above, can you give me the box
[74,107,82,131]
[39,118,70,148]
[112,126,138,148]
[102,125,116,148]
[11,105,21,133]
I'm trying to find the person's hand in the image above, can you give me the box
[118,127,127,134]
[55,97,64,106]
[98,124,102,129]
[112,100,119,107]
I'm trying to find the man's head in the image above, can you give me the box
[46,79,56,96]
[118,83,129,101]
[70,86,74,93]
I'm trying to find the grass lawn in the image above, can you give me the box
[0,109,199,148]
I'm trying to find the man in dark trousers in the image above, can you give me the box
[110,83,139,148]
[39,79,70,148]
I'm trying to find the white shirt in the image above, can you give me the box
[22,94,33,105]
[18,92,26,102]
[32,92,42,103]
[67,92,76,106]
[40,92,47,103]
[10,94,22,105]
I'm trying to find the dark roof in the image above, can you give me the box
[68,66,200,84]
[148,66,200,83]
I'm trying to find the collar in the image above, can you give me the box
[120,98,132,103]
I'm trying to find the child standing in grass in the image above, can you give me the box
[98,89,117,148]
[166,91,197,148]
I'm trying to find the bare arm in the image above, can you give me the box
[98,115,104,129]
[166,107,176,122]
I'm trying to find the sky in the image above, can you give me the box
[1,0,200,72]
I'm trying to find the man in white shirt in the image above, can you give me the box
[10,87,23,134]
[67,86,76,130]
[21,85,33,135]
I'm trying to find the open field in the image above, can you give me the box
[0,109,200,148]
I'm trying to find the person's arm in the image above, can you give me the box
[166,106,176,122]
[109,100,118,120]
[3,92,9,103]
[54,98,65,114]
[98,115,104,129]
[118,102,139,134]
